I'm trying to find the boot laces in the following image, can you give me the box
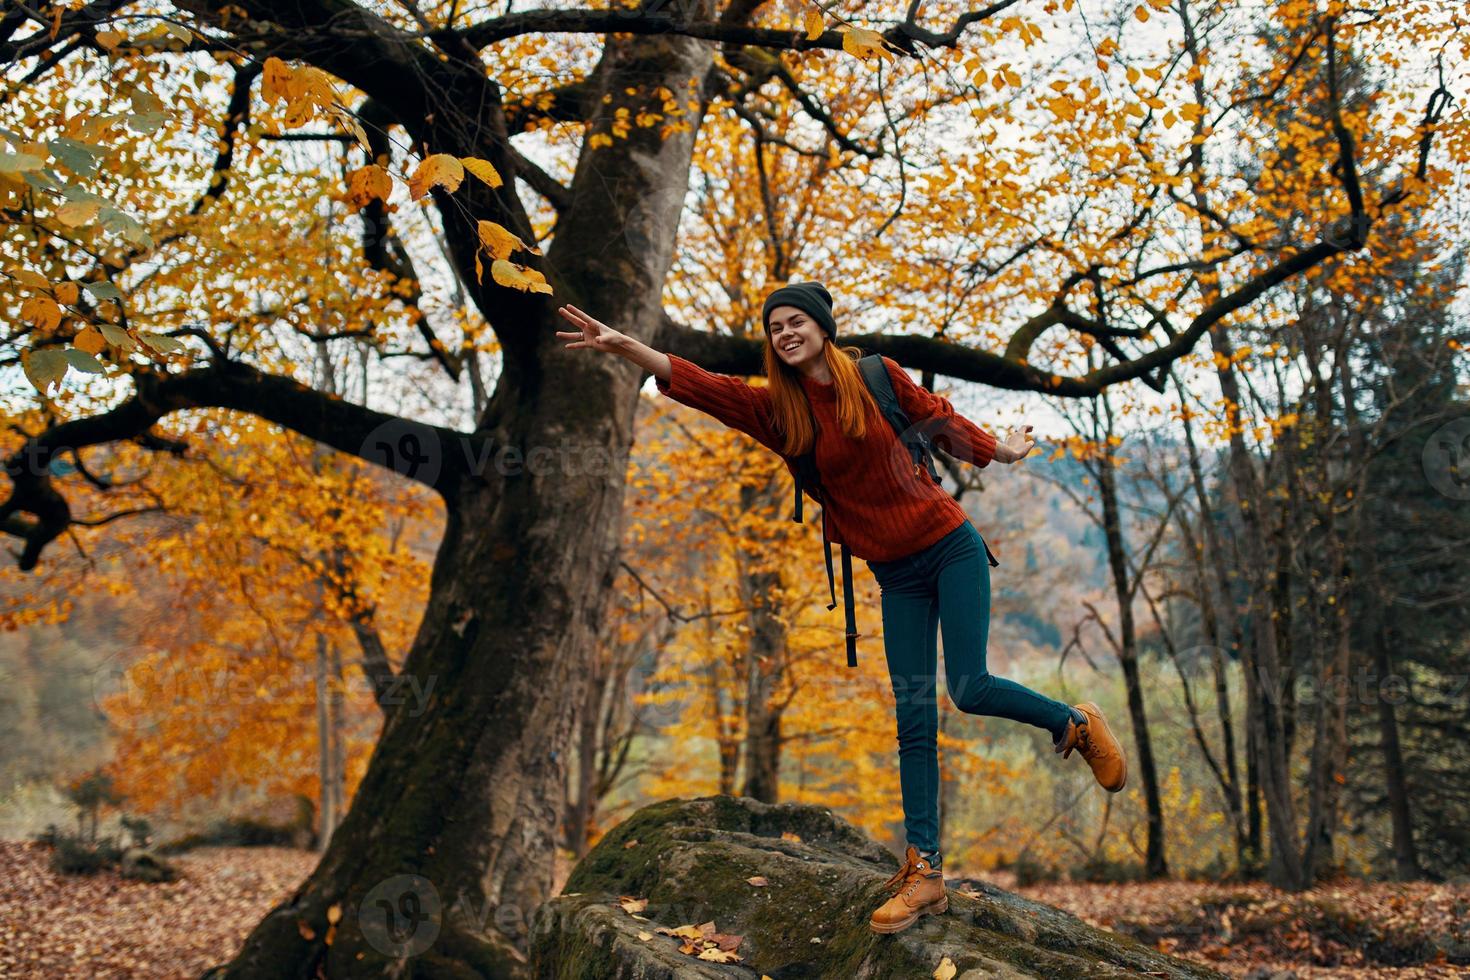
[1076,721,1113,762]
[883,857,934,896]
[882,859,915,894]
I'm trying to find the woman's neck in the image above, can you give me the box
[798,360,833,385]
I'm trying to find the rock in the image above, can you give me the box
[530,794,1226,979]
[120,846,179,883]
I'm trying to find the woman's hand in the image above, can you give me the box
[556,304,630,354]
[994,424,1035,464]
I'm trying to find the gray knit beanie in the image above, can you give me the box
[761,281,837,341]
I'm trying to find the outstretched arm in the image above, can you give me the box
[556,305,782,454]
[557,303,672,380]
[880,355,1024,466]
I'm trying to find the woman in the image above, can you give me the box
[555,281,1128,935]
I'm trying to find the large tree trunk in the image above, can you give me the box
[739,479,789,804]
[209,25,715,978]
[567,648,605,859]
[739,561,786,803]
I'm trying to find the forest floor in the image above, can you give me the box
[2,838,1466,979]
[1000,873,1470,979]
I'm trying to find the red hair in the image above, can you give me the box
[761,336,878,457]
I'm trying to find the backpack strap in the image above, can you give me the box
[840,541,858,666]
[790,450,821,524]
[819,509,861,667]
[860,355,1000,569]
[788,402,862,667]
[858,354,942,484]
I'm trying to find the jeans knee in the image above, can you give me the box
[894,714,936,751]
[950,672,997,715]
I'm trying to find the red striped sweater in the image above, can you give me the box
[654,352,998,563]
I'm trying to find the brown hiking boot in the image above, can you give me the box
[1055,701,1128,792]
[869,845,947,934]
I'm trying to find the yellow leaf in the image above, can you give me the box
[74,326,107,355]
[1047,96,1078,122]
[490,259,553,294]
[346,164,393,212]
[409,154,464,199]
[261,56,294,104]
[841,26,895,62]
[56,199,100,227]
[95,31,124,50]
[53,282,79,305]
[804,9,824,41]
[477,220,529,260]
[327,904,342,925]
[1134,4,1149,20]
[11,269,49,290]
[328,104,370,151]
[21,295,63,331]
[934,956,958,980]
[459,156,503,189]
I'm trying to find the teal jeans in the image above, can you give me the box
[865,520,1076,860]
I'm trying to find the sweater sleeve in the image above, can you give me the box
[880,355,997,468]
[654,353,784,454]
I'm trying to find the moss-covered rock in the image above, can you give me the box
[529,795,1226,979]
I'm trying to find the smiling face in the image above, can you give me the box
[766,305,827,371]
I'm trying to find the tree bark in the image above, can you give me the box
[314,631,335,853]
[738,480,789,804]
[208,24,716,977]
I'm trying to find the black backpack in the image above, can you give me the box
[787,354,998,668]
